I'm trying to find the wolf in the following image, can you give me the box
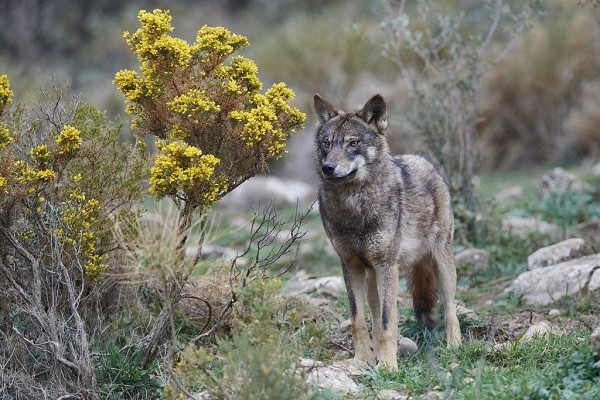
[313,93,461,370]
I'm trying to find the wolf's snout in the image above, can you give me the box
[321,162,337,176]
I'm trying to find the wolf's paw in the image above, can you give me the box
[376,358,398,372]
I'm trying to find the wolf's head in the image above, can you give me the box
[313,94,389,184]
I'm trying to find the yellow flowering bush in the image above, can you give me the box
[114,9,305,212]
[149,140,226,203]
[0,79,144,283]
[0,74,13,111]
[55,124,82,156]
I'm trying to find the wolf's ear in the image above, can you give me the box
[358,94,388,134]
[314,94,339,125]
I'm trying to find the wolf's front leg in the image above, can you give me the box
[373,263,399,370]
[341,259,373,364]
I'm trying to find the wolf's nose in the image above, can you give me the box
[321,162,337,176]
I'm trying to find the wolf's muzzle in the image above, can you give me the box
[321,162,337,176]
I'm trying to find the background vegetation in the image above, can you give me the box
[1,0,599,398]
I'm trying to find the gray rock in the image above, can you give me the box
[283,270,346,298]
[398,336,418,356]
[527,238,587,270]
[590,327,600,358]
[220,176,315,209]
[378,389,410,400]
[579,220,600,245]
[495,185,525,204]
[510,253,600,305]
[539,167,591,200]
[455,248,490,270]
[522,321,556,342]
[501,216,557,238]
[304,359,361,395]
[592,161,600,178]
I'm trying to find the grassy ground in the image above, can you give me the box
[181,165,600,399]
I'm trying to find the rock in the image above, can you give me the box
[331,358,369,376]
[527,238,588,270]
[548,309,561,318]
[495,185,525,204]
[304,360,361,395]
[219,176,315,209]
[283,270,346,298]
[522,321,556,342]
[378,389,410,400]
[398,336,418,356]
[186,244,239,262]
[538,167,591,200]
[590,327,600,358]
[592,161,600,178]
[510,253,600,305]
[455,248,490,270]
[579,220,600,245]
[501,216,557,238]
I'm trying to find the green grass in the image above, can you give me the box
[351,331,599,399]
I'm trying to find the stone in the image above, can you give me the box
[495,185,525,204]
[538,167,591,200]
[378,389,410,400]
[304,361,361,395]
[548,309,561,318]
[527,238,587,270]
[283,270,346,298]
[185,244,239,262]
[219,175,314,209]
[522,321,556,342]
[331,358,369,376]
[592,161,600,178]
[455,248,490,270]
[398,336,418,356]
[590,327,600,358]
[501,216,557,238]
[510,253,600,305]
[579,220,600,245]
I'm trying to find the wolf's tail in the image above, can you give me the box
[409,256,438,330]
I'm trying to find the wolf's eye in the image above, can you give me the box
[349,139,360,147]
[322,140,331,148]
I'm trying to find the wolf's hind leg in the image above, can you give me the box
[409,256,438,330]
[432,246,462,347]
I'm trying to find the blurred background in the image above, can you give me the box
[1,0,599,183]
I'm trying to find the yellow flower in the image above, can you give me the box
[216,56,262,95]
[149,140,223,200]
[56,125,82,156]
[195,25,248,56]
[167,89,220,117]
[31,144,51,164]
[0,74,13,108]
[0,123,12,149]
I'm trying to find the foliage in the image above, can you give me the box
[479,5,600,169]
[168,278,311,400]
[0,78,144,397]
[379,0,540,237]
[97,343,164,400]
[114,9,305,213]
